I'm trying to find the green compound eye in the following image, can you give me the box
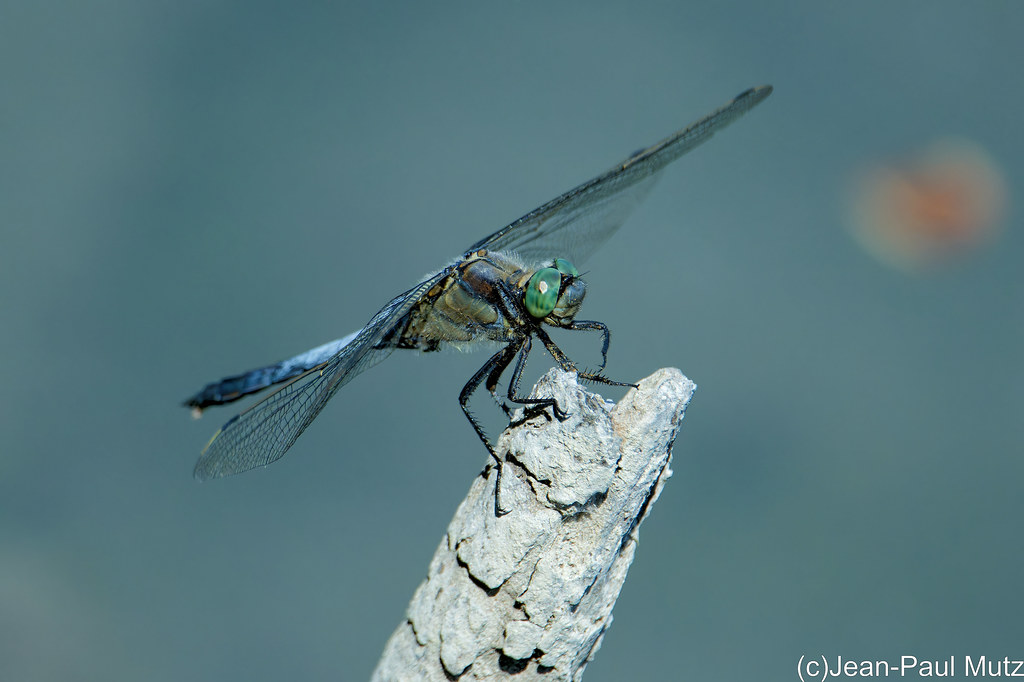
[554,258,578,278]
[524,268,561,318]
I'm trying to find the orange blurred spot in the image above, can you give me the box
[849,139,1008,270]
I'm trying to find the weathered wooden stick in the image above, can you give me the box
[372,367,695,681]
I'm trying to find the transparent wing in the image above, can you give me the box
[192,270,449,480]
[467,85,773,266]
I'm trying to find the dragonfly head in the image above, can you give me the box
[524,258,586,323]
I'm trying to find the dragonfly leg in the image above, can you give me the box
[535,326,637,390]
[562,319,611,372]
[505,335,569,423]
[460,341,522,516]
[484,351,514,418]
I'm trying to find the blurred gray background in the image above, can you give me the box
[2,2,1022,680]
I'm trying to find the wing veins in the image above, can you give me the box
[193,270,450,479]
[468,85,773,265]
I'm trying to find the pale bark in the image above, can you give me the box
[372,367,695,681]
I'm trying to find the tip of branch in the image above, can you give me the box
[492,367,694,517]
[374,368,696,681]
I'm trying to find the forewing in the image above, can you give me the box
[468,86,772,266]
[193,270,449,479]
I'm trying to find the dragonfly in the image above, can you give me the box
[185,85,773,514]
